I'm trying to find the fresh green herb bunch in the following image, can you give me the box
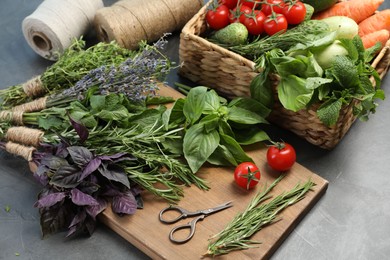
[58,38,171,104]
[205,176,315,257]
[0,38,136,109]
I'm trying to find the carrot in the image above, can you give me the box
[313,0,384,23]
[360,29,390,49]
[358,9,390,37]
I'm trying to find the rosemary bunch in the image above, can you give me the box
[223,20,331,63]
[0,38,136,108]
[205,176,315,257]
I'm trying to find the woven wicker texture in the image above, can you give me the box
[179,1,390,149]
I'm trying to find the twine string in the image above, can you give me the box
[22,76,45,97]
[5,127,44,147]
[12,96,48,113]
[94,0,203,49]
[22,0,104,60]
[5,141,36,162]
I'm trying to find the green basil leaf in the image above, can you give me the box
[207,144,237,166]
[200,114,220,133]
[218,119,235,137]
[227,106,268,125]
[250,71,273,109]
[220,133,253,164]
[234,127,270,145]
[183,124,220,173]
[183,86,208,125]
[228,97,271,118]
[203,89,221,114]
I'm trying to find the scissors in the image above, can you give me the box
[158,201,233,244]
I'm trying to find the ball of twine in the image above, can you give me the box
[94,0,203,49]
[22,0,104,60]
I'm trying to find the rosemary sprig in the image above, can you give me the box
[205,176,316,257]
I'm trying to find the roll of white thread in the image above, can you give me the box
[22,0,104,60]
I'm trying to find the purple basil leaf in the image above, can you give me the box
[77,181,100,194]
[39,202,72,238]
[69,116,89,143]
[70,188,99,206]
[68,209,87,229]
[55,141,69,158]
[111,193,137,215]
[101,185,122,197]
[86,198,108,219]
[33,165,49,186]
[67,146,93,166]
[39,154,69,170]
[34,192,67,208]
[98,163,130,189]
[84,216,96,236]
[66,209,87,238]
[135,194,144,209]
[50,165,81,188]
[80,157,101,180]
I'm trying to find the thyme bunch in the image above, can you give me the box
[205,176,315,257]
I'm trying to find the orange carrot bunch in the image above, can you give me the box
[313,0,384,23]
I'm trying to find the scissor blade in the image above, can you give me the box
[201,201,233,216]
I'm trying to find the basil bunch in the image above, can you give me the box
[164,86,271,173]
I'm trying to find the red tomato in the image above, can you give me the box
[240,0,261,9]
[229,4,252,24]
[282,1,307,25]
[264,14,288,35]
[261,0,286,16]
[220,0,238,9]
[234,162,261,189]
[206,4,230,30]
[242,10,266,36]
[266,142,296,171]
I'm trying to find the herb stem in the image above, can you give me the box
[205,176,316,256]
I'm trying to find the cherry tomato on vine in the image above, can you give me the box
[264,14,288,36]
[229,4,252,24]
[282,1,307,25]
[240,0,261,9]
[266,142,296,172]
[261,0,286,16]
[220,0,238,9]
[234,162,261,189]
[242,10,266,36]
[206,4,230,30]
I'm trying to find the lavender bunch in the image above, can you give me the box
[47,38,171,108]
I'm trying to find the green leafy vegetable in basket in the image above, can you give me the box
[251,33,384,127]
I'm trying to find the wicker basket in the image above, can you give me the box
[178,0,390,149]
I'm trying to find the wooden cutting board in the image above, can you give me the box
[96,85,329,259]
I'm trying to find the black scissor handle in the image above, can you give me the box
[159,205,192,224]
[169,215,205,244]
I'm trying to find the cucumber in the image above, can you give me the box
[301,0,338,13]
[212,23,248,46]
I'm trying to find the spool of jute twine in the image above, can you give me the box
[94,0,203,49]
[22,0,104,60]
[5,127,44,147]
[5,141,36,162]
